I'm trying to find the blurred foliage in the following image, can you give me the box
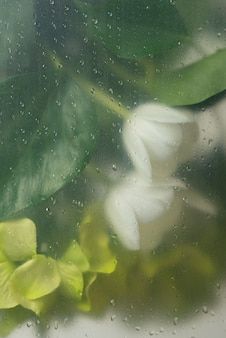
[0,0,226,217]
[0,0,226,336]
[0,203,226,336]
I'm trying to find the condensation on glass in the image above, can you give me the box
[0,1,226,337]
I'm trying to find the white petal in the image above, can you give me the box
[136,120,183,161]
[104,190,140,250]
[117,174,175,225]
[140,195,182,251]
[123,121,152,178]
[134,103,193,124]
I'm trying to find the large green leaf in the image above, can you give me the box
[0,0,34,72]
[175,0,226,32]
[149,49,226,106]
[0,73,97,218]
[0,218,36,262]
[175,0,211,32]
[83,0,187,59]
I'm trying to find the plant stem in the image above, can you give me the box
[76,77,130,119]
[49,53,130,120]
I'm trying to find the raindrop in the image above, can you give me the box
[54,321,59,330]
[202,305,208,314]
[111,314,116,321]
[112,164,117,171]
[173,317,178,326]
[110,299,115,306]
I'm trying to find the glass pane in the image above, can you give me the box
[0,0,226,337]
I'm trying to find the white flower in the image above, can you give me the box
[104,172,217,251]
[104,173,180,250]
[123,103,195,179]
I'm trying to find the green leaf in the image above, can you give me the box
[62,241,90,272]
[175,0,211,32]
[0,308,31,337]
[149,49,226,106]
[10,255,61,300]
[0,250,8,263]
[76,272,97,312]
[84,0,187,59]
[58,261,83,300]
[12,294,54,316]
[0,219,36,262]
[0,0,34,72]
[175,0,226,33]
[80,213,117,274]
[0,262,18,309]
[0,73,97,218]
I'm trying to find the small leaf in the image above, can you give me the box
[62,241,90,272]
[76,272,97,312]
[149,49,226,106]
[10,255,61,300]
[0,218,36,262]
[58,261,83,300]
[80,213,117,274]
[0,262,18,309]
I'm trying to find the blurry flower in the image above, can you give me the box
[104,172,217,251]
[104,173,181,250]
[123,103,195,179]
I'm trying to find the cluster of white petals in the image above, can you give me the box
[105,173,183,250]
[104,103,197,251]
[123,103,195,178]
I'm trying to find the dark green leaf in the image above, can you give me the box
[84,0,187,59]
[0,73,97,218]
[0,0,34,73]
[175,0,211,32]
[149,49,226,105]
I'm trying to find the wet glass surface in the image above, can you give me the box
[0,0,226,337]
